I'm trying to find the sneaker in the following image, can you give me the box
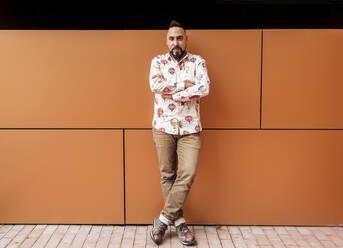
[175,222,196,246]
[150,218,168,245]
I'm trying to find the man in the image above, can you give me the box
[149,20,210,246]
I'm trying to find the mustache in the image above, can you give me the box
[172,46,183,52]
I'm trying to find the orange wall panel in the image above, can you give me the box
[262,29,343,128]
[125,130,343,225]
[0,130,124,224]
[0,30,260,128]
[0,30,153,128]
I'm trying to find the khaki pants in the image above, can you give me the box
[152,128,201,221]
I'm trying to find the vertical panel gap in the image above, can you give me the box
[260,29,264,129]
[123,128,126,224]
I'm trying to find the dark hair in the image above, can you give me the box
[169,20,185,31]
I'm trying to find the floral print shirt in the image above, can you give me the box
[149,52,210,135]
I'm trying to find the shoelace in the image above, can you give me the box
[178,223,191,234]
[153,220,167,234]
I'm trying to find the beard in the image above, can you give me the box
[170,45,186,61]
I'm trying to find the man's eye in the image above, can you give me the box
[177,37,183,41]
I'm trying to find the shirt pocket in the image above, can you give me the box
[162,64,176,82]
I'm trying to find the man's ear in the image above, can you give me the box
[166,29,170,47]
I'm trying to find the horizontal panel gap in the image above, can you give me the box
[1,128,343,131]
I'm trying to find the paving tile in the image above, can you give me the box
[108,226,125,248]
[205,226,222,248]
[133,225,147,248]
[22,225,48,248]
[95,226,113,248]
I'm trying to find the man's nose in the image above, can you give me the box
[173,39,180,46]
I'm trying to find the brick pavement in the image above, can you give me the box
[0,224,342,248]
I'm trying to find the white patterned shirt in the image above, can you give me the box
[149,52,210,135]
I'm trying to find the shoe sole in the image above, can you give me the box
[180,238,196,246]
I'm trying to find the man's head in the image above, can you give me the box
[167,20,188,61]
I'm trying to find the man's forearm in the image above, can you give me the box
[161,81,195,100]
[162,82,195,99]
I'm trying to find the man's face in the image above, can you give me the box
[166,27,187,61]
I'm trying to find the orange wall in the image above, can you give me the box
[0,29,342,225]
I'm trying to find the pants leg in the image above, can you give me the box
[161,132,201,221]
[152,128,177,202]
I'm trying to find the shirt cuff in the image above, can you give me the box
[172,91,190,102]
[175,81,185,91]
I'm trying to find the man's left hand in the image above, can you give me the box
[162,94,173,100]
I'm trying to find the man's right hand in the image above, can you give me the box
[185,82,195,89]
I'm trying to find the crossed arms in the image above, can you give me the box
[149,56,210,102]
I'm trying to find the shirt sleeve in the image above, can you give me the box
[149,57,186,94]
[171,57,210,102]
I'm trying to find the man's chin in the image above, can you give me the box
[170,49,185,61]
